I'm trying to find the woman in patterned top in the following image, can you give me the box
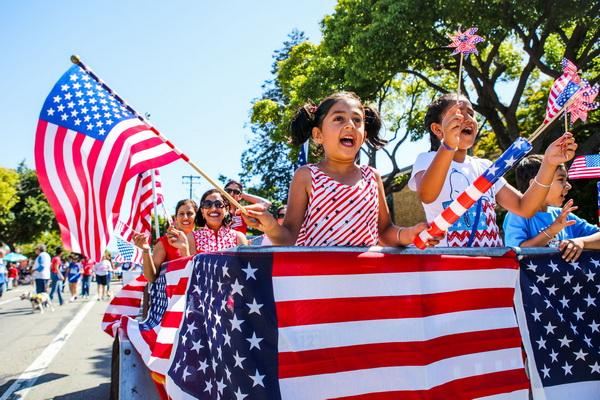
[194,189,247,252]
[133,199,202,282]
[243,92,440,247]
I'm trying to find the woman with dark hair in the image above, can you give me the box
[194,189,247,252]
[224,180,271,235]
[133,199,202,282]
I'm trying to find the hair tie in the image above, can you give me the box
[308,105,318,114]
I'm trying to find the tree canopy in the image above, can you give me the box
[242,0,598,198]
[0,162,60,255]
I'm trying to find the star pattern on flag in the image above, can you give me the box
[521,253,600,385]
[167,254,278,399]
[447,27,484,55]
[483,138,532,182]
[42,66,135,141]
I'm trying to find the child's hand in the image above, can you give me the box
[400,223,444,247]
[543,132,577,166]
[547,199,577,236]
[440,103,463,149]
[240,203,278,233]
[132,232,151,251]
[559,238,584,262]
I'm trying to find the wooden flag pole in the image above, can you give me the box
[150,170,161,239]
[70,55,248,215]
[457,52,464,102]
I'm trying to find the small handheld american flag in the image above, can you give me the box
[115,237,144,264]
[568,155,600,180]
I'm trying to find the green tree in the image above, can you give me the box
[0,162,59,249]
[240,30,309,202]
[319,0,598,152]
[0,167,19,227]
[246,0,599,194]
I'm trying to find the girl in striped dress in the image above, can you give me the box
[243,92,440,247]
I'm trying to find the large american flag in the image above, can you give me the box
[415,137,532,248]
[544,59,581,124]
[117,169,164,242]
[35,64,180,261]
[568,155,600,180]
[102,273,146,337]
[123,249,530,399]
[514,251,600,399]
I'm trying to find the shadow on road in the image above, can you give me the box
[53,382,110,400]
[88,350,112,379]
[0,308,36,317]
[0,372,68,398]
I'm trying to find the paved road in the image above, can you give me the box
[0,282,120,400]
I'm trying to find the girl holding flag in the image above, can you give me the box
[408,94,577,247]
[241,92,439,247]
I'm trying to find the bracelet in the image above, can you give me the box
[440,140,458,152]
[396,227,402,243]
[541,229,554,239]
[142,249,151,254]
[533,176,552,188]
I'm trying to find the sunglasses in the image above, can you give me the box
[200,200,227,209]
[225,188,242,196]
[276,213,286,219]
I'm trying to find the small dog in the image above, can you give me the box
[20,292,55,314]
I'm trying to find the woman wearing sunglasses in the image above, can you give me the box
[193,189,248,252]
[224,180,272,235]
[133,199,201,282]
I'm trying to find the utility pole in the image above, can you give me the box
[182,175,202,199]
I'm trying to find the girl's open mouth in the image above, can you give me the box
[340,137,355,147]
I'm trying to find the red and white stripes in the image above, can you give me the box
[296,165,379,246]
[35,118,179,261]
[414,175,493,249]
[272,251,529,399]
[102,274,147,337]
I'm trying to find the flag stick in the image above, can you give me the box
[70,55,248,215]
[457,52,464,102]
[527,92,580,143]
[597,180,600,227]
[564,112,568,133]
[150,170,161,239]
[161,202,174,227]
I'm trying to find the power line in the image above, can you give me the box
[181,175,202,199]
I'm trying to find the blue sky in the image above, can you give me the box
[0,1,429,217]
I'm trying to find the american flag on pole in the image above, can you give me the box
[568,155,600,180]
[117,170,164,242]
[123,250,530,399]
[514,251,600,399]
[114,237,144,264]
[102,273,146,337]
[415,137,532,248]
[544,59,581,124]
[35,64,181,261]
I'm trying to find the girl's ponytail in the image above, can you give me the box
[290,103,317,146]
[364,106,386,149]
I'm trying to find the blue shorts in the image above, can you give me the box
[68,274,80,283]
